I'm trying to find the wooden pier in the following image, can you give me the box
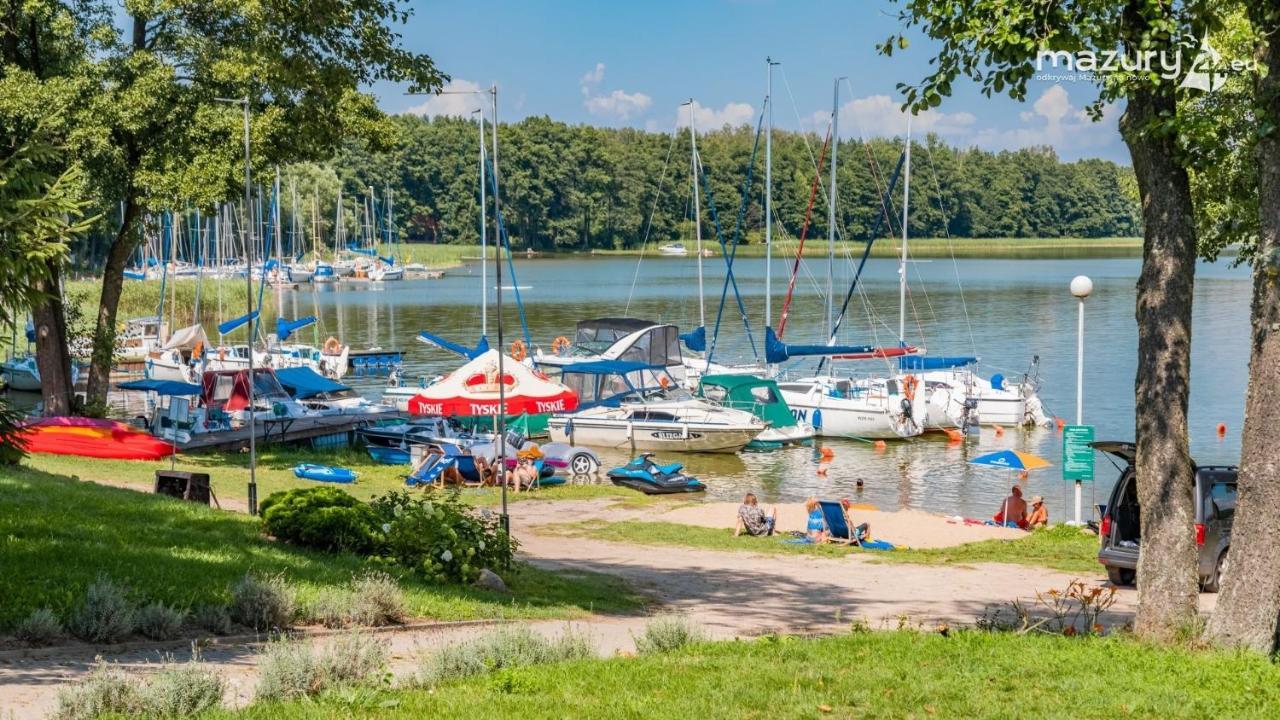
[178,412,404,453]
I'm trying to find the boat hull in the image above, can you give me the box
[548,417,758,453]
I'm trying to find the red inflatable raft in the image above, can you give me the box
[14,416,176,460]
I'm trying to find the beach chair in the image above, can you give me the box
[404,453,456,489]
[818,500,860,546]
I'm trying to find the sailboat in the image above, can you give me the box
[369,186,404,281]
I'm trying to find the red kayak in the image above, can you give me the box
[14,416,176,460]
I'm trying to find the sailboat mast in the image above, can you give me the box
[689,99,705,328]
[764,57,777,330]
[335,186,342,260]
[477,108,488,337]
[827,78,838,340]
[899,117,911,345]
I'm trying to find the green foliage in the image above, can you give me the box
[14,607,62,646]
[53,661,142,720]
[136,602,186,640]
[260,486,381,555]
[633,615,705,655]
[67,575,136,644]
[372,490,516,584]
[229,573,297,632]
[256,633,388,701]
[0,397,28,465]
[139,654,226,718]
[418,626,597,687]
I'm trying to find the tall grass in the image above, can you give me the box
[591,236,1143,259]
[66,278,272,333]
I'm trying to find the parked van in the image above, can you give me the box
[1094,441,1236,592]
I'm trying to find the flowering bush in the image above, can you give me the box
[371,490,515,584]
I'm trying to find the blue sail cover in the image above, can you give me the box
[379,255,395,266]
[124,270,146,280]
[898,355,977,371]
[118,378,203,396]
[218,311,260,336]
[417,331,489,360]
[275,316,317,342]
[275,366,350,399]
[763,327,874,365]
[347,243,376,256]
[680,326,707,352]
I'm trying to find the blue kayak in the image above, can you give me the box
[293,463,358,484]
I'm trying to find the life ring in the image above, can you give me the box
[324,336,341,355]
[551,335,571,355]
[659,375,670,389]
[510,339,527,362]
[902,374,919,402]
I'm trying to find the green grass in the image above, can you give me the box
[213,631,1280,719]
[0,465,648,630]
[589,235,1143,259]
[377,243,472,268]
[65,279,274,338]
[541,520,1100,574]
[24,449,637,507]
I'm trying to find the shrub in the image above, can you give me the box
[229,573,295,632]
[67,576,136,644]
[419,626,595,686]
[260,486,380,554]
[318,632,387,685]
[53,661,141,720]
[137,603,185,641]
[372,490,516,584]
[349,571,406,626]
[192,605,234,636]
[307,589,355,629]
[139,652,225,717]
[14,607,62,646]
[633,615,704,655]
[255,633,388,701]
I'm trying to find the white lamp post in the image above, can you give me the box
[1069,275,1093,525]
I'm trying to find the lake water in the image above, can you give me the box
[268,252,1252,519]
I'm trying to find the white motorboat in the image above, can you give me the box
[776,375,926,440]
[658,243,688,256]
[289,266,314,283]
[368,264,404,282]
[313,263,337,283]
[547,360,765,453]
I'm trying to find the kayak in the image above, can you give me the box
[293,463,358,484]
[15,416,176,460]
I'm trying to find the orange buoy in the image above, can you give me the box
[1055,417,1066,430]
[873,440,887,451]
[1217,423,1227,437]
[994,425,1005,437]
[819,446,835,459]
[944,428,963,443]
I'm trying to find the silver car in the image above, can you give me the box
[1095,441,1235,592]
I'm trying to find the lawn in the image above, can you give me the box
[217,631,1280,719]
[24,449,637,507]
[0,465,647,631]
[542,520,1101,574]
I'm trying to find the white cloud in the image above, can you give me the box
[968,86,1116,155]
[675,100,757,132]
[585,89,653,120]
[578,62,652,121]
[811,94,976,138]
[402,79,486,118]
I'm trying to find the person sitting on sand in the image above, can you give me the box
[1026,495,1048,529]
[735,492,777,537]
[993,485,1028,529]
[505,457,539,492]
[805,496,827,543]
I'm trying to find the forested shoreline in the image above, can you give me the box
[71,115,1141,264]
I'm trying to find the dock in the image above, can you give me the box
[178,412,403,453]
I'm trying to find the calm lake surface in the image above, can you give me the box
[272,252,1250,519]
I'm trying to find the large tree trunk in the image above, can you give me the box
[1203,3,1280,653]
[1121,83,1201,642]
[85,196,140,411]
[31,260,75,416]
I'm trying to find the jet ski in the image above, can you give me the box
[606,453,705,495]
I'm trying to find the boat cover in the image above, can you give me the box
[218,312,259,336]
[161,324,209,351]
[275,366,349,399]
[418,331,490,360]
[117,379,203,396]
[275,316,317,342]
[763,326,875,364]
[898,355,977,370]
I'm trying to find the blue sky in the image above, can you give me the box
[373,0,1128,163]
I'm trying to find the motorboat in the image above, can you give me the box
[368,263,404,282]
[313,263,337,283]
[533,318,688,388]
[607,454,705,494]
[116,316,168,363]
[776,374,926,440]
[658,243,688,256]
[289,266,314,283]
[547,360,766,453]
[274,366,395,416]
[697,374,814,449]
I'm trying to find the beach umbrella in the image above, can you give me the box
[968,449,1051,526]
[406,349,578,418]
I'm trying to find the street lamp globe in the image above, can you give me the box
[1070,275,1093,299]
